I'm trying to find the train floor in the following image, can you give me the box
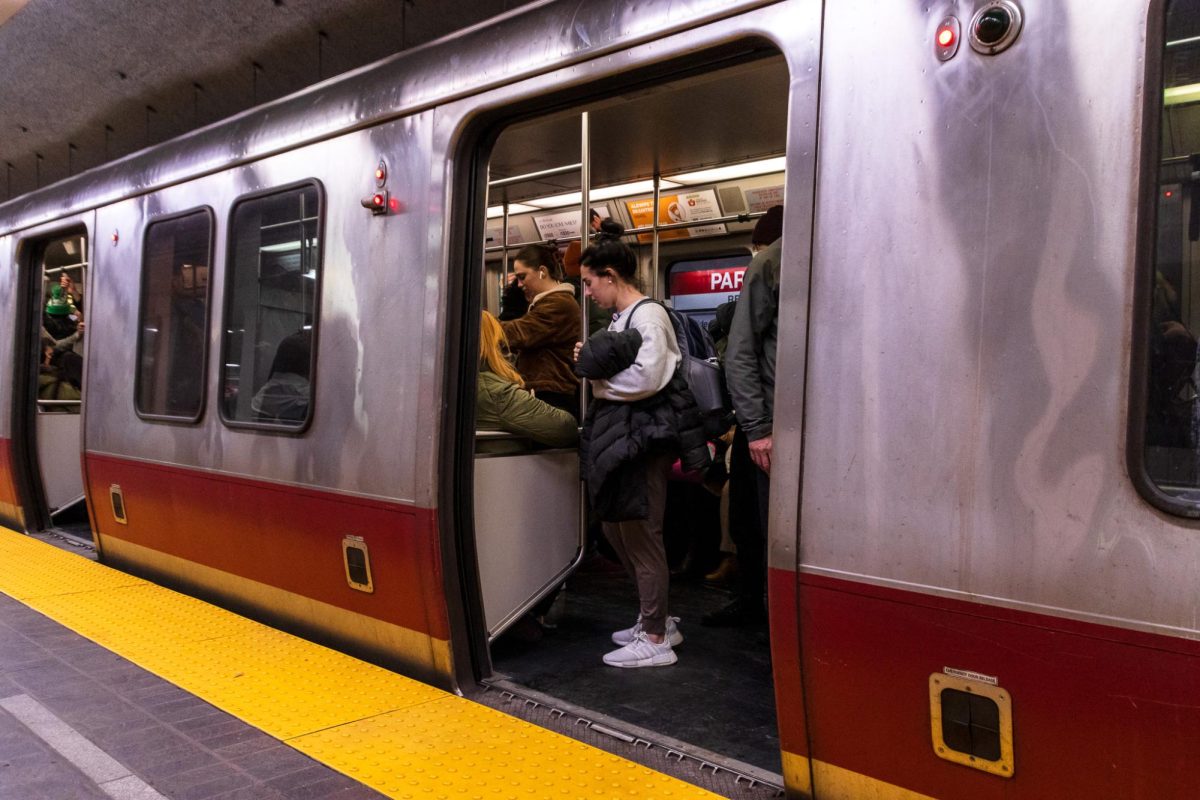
[491,556,781,775]
[0,527,779,799]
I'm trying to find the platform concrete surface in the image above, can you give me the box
[0,593,386,800]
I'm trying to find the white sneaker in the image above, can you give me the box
[611,616,683,647]
[602,632,677,668]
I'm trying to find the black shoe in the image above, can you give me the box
[701,598,766,627]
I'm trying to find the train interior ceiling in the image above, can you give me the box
[470,54,787,774]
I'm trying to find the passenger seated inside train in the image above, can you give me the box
[499,245,582,419]
[476,310,577,455]
[38,337,82,405]
[251,330,311,423]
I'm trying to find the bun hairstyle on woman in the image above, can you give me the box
[513,243,564,281]
[580,219,638,286]
[479,310,524,387]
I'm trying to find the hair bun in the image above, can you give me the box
[597,218,625,239]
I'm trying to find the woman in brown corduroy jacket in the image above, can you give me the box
[500,244,582,418]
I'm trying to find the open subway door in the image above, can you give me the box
[450,6,826,788]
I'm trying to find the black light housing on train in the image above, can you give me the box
[969,1,1022,55]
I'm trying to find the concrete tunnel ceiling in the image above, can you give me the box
[0,0,519,202]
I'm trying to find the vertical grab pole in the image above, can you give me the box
[651,171,661,299]
[577,111,591,562]
[579,111,591,419]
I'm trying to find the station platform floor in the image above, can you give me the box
[0,526,738,800]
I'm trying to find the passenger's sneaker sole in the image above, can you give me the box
[602,650,678,668]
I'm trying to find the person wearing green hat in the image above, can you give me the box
[42,284,85,352]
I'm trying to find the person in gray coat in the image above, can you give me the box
[705,205,782,626]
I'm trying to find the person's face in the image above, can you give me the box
[580,265,617,309]
[512,259,550,301]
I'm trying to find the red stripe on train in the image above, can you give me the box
[85,453,449,640]
[768,567,810,759]
[798,572,1200,799]
[0,437,22,528]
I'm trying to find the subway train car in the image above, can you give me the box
[1,0,1198,796]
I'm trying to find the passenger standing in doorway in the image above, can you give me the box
[705,205,783,626]
[574,220,710,668]
[501,245,582,419]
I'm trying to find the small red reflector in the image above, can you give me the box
[938,27,955,47]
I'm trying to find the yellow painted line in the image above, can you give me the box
[0,528,717,799]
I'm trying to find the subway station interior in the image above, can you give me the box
[3,2,1200,799]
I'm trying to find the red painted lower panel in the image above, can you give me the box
[768,567,809,759]
[0,437,22,528]
[800,572,1200,799]
[85,453,449,640]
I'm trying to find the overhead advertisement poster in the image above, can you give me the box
[532,205,609,242]
[485,222,525,247]
[625,189,726,243]
[744,185,785,213]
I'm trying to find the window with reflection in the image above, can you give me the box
[220,184,321,428]
[1146,0,1200,502]
[136,210,212,420]
[38,233,88,414]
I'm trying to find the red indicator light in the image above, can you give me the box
[938,27,955,47]
[372,193,385,207]
[375,168,385,181]
[1166,190,1175,198]
[111,231,119,245]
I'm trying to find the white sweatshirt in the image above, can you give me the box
[590,300,681,402]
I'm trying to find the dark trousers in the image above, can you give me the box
[729,428,767,606]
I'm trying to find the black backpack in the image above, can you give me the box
[627,300,731,436]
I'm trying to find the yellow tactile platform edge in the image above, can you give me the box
[0,528,718,799]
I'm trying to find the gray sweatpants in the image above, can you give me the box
[601,453,672,637]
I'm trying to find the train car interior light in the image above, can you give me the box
[485,203,538,219]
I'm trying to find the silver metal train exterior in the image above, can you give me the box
[1,0,1196,796]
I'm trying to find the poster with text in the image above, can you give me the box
[532,206,609,242]
[625,189,726,243]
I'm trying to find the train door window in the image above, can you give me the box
[1140,0,1200,510]
[666,254,751,328]
[219,183,322,430]
[473,50,789,777]
[32,231,90,532]
[38,233,87,414]
[136,209,213,421]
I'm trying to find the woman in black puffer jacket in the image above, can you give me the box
[573,220,710,670]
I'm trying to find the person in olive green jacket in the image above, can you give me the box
[477,311,578,454]
[500,245,582,418]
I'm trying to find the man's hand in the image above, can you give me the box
[749,435,772,474]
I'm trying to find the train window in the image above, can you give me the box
[219,183,322,430]
[135,209,213,421]
[1140,0,1200,509]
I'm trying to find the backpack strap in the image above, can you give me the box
[622,298,656,331]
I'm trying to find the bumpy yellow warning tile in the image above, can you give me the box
[0,532,145,598]
[292,695,717,799]
[0,527,718,799]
